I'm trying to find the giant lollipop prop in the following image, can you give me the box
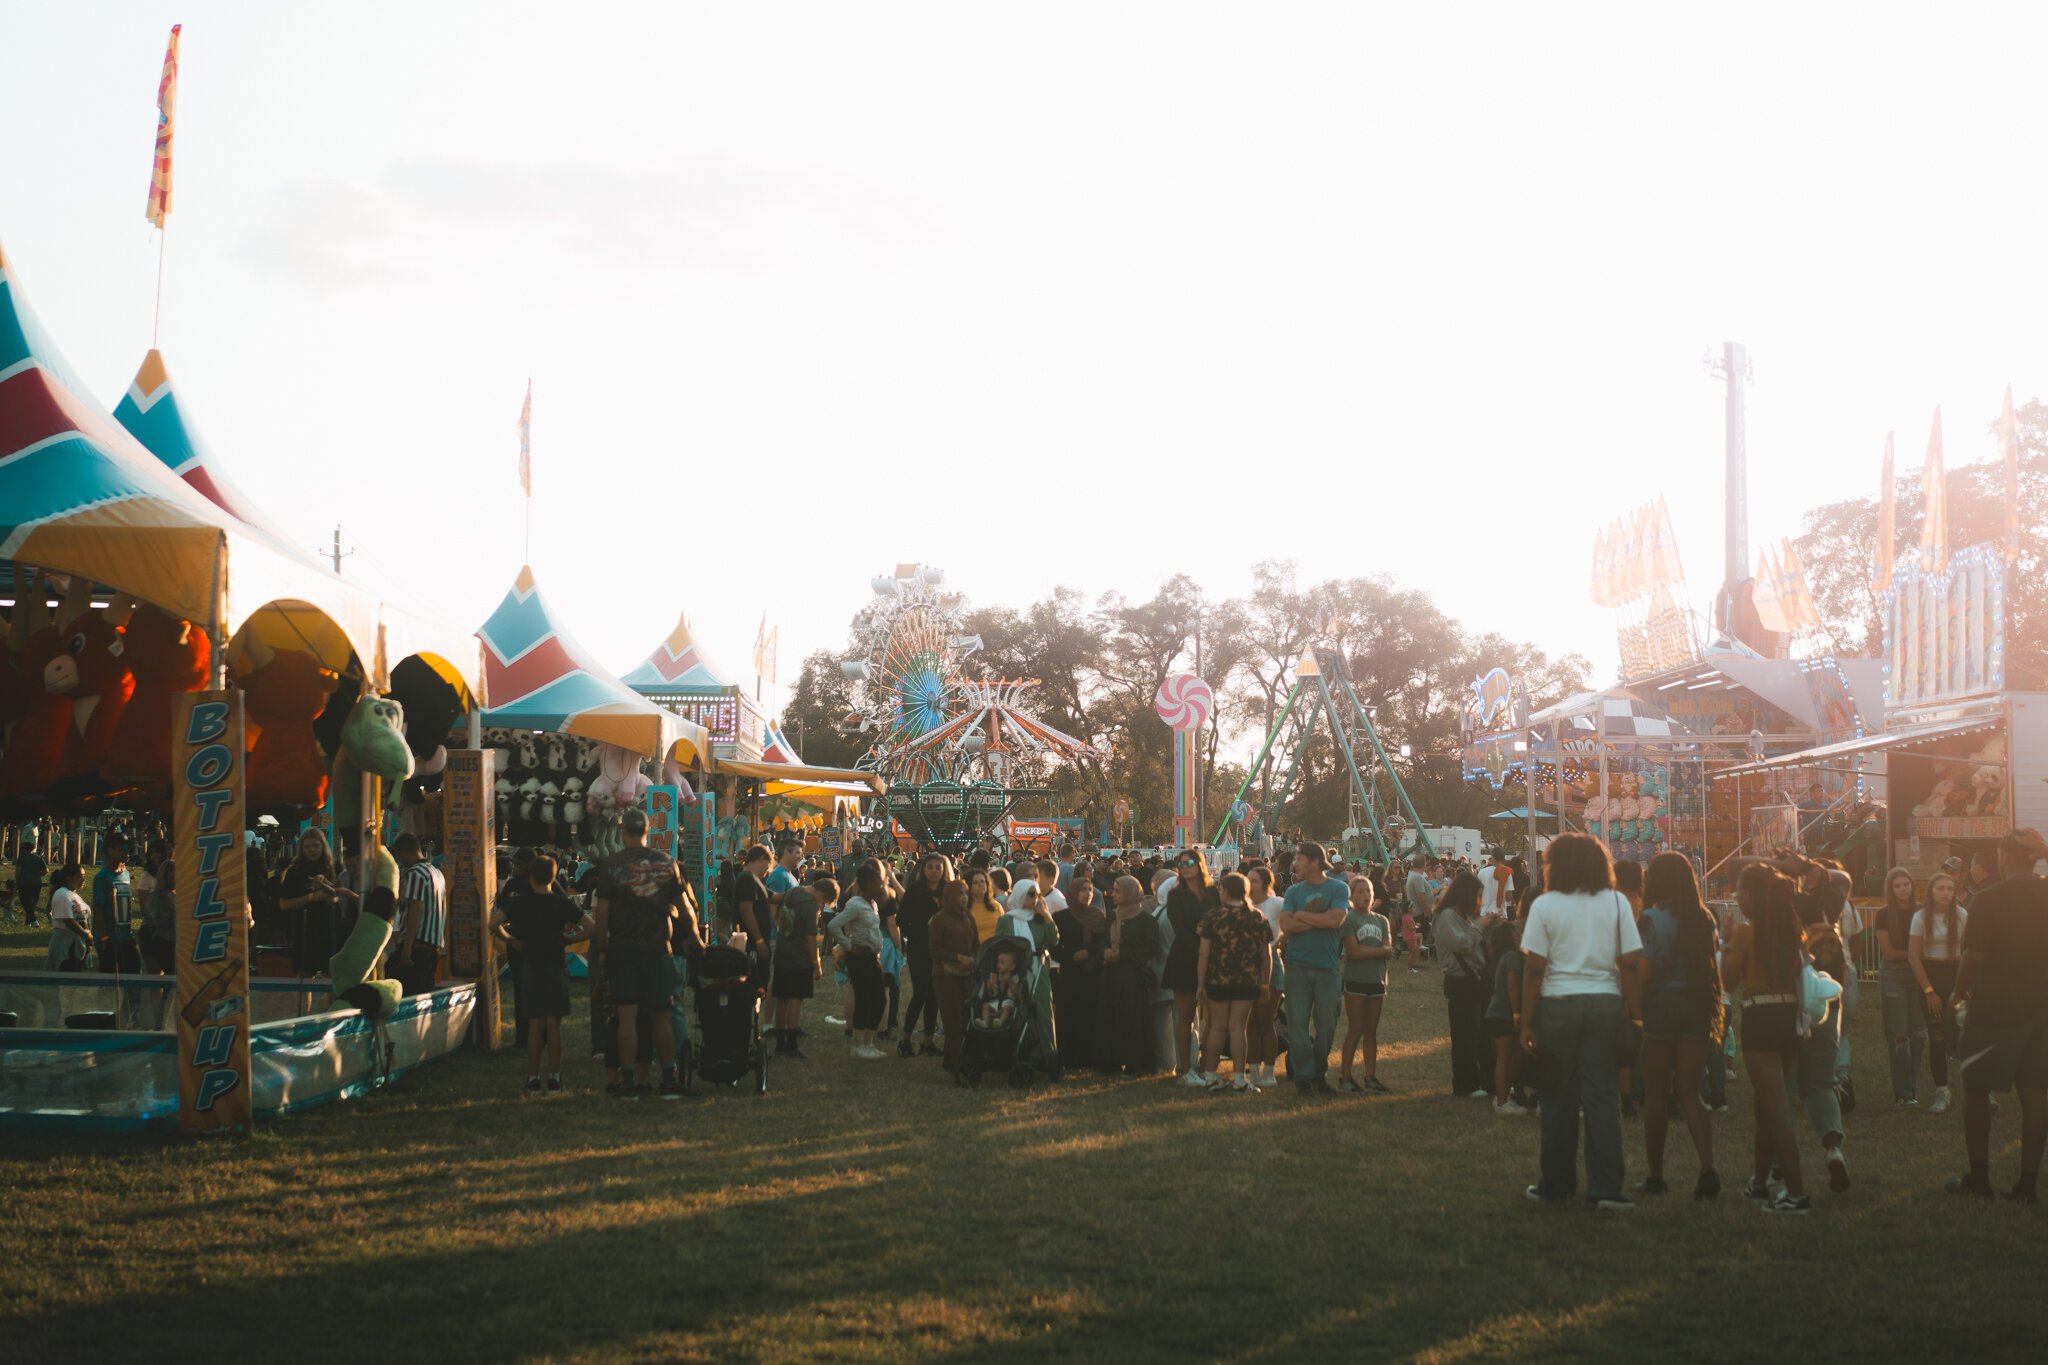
[1155,672,1213,847]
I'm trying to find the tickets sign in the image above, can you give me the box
[442,749,499,1048]
[173,692,252,1133]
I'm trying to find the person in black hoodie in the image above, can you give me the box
[894,852,950,1057]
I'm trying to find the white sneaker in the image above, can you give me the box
[1928,1086,1951,1114]
[1257,1065,1277,1086]
[1467,1089,1493,1100]
[852,1045,885,1060]
[1495,1100,1531,1117]
[1181,1069,1211,1088]
[825,1015,848,1027]
[1232,1076,1254,1093]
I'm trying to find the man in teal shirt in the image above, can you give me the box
[1279,842,1349,1095]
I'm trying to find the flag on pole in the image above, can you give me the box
[517,380,532,496]
[1920,407,1947,572]
[1754,545,1789,635]
[761,628,778,687]
[1779,539,1821,629]
[1875,432,1896,594]
[146,25,182,228]
[2000,385,2021,566]
[751,613,773,680]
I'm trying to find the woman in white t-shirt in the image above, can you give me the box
[1248,864,1287,1088]
[43,863,92,970]
[1517,834,1644,1209]
[1908,870,1968,1114]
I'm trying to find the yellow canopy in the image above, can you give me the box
[712,758,883,794]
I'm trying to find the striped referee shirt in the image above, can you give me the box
[400,860,448,949]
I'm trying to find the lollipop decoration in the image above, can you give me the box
[1155,673,1214,732]
[1156,672,1212,846]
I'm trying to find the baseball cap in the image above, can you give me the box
[1296,841,1328,865]
[620,808,649,834]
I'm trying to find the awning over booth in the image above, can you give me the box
[1714,715,2005,780]
[479,566,707,760]
[0,240,477,694]
[712,757,884,795]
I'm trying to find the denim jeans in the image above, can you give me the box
[1878,959,1925,1102]
[1534,992,1625,1201]
[1788,1005,1844,1142]
[1286,967,1341,1083]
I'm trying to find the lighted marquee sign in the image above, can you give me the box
[1884,544,2006,712]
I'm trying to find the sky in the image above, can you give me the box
[4,2,2044,736]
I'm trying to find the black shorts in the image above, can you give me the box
[608,947,675,1010]
[1738,1000,1799,1058]
[1343,981,1387,999]
[1484,1015,1516,1041]
[771,965,815,1000]
[1959,1015,2048,1093]
[519,959,572,1018]
[1205,983,1260,1002]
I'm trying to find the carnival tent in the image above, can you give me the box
[740,723,882,811]
[479,566,707,761]
[623,612,739,691]
[622,609,766,763]
[107,344,479,693]
[0,239,473,692]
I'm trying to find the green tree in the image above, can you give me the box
[1791,408,2047,689]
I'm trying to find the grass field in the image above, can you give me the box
[2,917,2041,1364]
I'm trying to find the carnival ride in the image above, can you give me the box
[837,566,1101,847]
[1216,645,1434,861]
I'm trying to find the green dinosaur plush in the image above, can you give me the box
[329,889,403,1021]
[332,695,415,826]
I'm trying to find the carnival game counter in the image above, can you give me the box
[0,977,475,1134]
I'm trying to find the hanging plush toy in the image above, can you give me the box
[0,569,71,806]
[101,604,212,808]
[332,694,415,826]
[387,655,465,800]
[589,741,650,810]
[330,886,404,1021]
[562,776,585,833]
[45,590,139,796]
[241,638,337,815]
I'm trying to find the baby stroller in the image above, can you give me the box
[956,933,1060,1088]
[684,944,767,1094]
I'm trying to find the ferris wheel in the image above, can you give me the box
[839,565,982,783]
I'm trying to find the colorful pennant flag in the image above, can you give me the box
[1753,545,1789,635]
[517,380,532,496]
[2000,385,2021,566]
[1875,432,1896,594]
[1590,524,1613,607]
[1921,407,1947,572]
[1648,495,1685,587]
[1778,539,1821,629]
[146,25,182,228]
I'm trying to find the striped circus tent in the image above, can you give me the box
[622,611,740,691]
[112,347,302,548]
[0,238,478,691]
[480,566,706,761]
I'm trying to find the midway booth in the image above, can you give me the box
[0,238,486,1134]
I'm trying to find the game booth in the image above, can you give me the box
[1715,543,2046,889]
[1463,649,1889,892]
[0,239,489,1133]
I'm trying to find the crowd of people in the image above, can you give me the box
[11,811,2045,1215]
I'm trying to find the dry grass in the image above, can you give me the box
[0,920,2039,1363]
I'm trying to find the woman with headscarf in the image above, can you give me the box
[1052,866,1108,1070]
[1003,879,1061,1071]
[1098,874,1162,1076]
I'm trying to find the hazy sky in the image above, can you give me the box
[4,3,2042,731]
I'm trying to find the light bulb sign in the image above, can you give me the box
[1885,544,2006,712]
[172,692,252,1133]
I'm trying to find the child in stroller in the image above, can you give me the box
[686,943,768,1093]
[977,946,1025,1030]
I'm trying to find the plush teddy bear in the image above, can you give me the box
[0,571,73,806]
[562,776,586,832]
[240,640,337,815]
[1971,764,2004,816]
[1914,777,1962,819]
[99,603,212,808]
[544,733,568,775]
[518,776,542,823]
[588,741,650,810]
[43,591,140,796]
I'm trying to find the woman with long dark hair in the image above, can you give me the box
[1723,865,1809,1212]
[1909,869,1967,1114]
[1875,867,1926,1105]
[1099,874,1163,1076]
[1161,849,1221,1084]
[1635,852,1723,1198]
[1052,867,1108,1070]
[1434,870,1491,1097]
[1248,863,1287,1086]
[1518,834,1643,1209]
[829,861,891,1059]
[893,851,951,1057]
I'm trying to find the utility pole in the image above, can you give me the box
[325,525,354,574]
